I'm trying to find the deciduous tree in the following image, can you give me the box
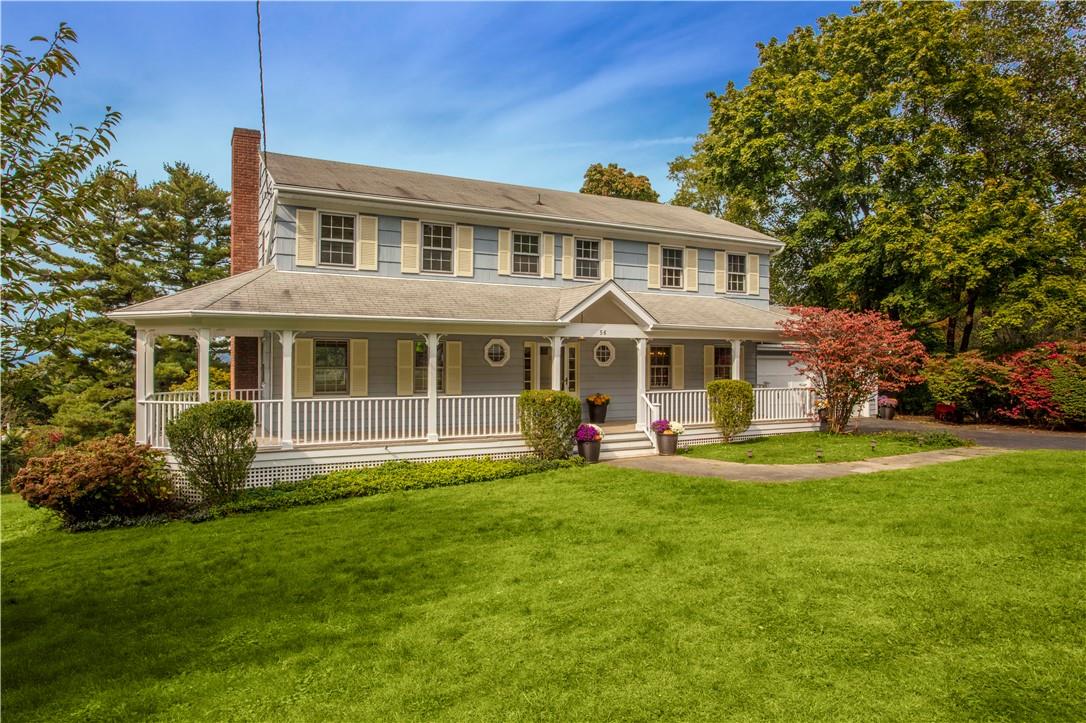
[580,163,659,202]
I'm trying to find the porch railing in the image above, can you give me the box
[639,393,661,450]
[438,394,520,438]
[141,398,282,449]
[647,387,815,426]
[293,396,427,446]
[147,389,262,402]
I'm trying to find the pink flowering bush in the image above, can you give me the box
[999,342,1086,427]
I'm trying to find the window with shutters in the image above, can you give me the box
[575,238,600,280]
[712,346,733,380]
[512,232,540,275]
[661,247,684,289]
[314,340,349,395]
[319,213,355,266]
[413,340,445,394]
[649,345,672,389]
[422,222,454,273]
[727,253,747,293]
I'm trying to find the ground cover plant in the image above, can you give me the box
[2,450,1083,721]
[685,431,970,465]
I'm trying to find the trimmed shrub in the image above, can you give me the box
[707,379,754,442]
[518,390,582,459]
[9,435,173,526]
[212,456,584,517]
[924,352,1009,422]
[1001,341,1086,427]
[166,400,256,503]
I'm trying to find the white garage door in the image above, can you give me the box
[757,353,807,388]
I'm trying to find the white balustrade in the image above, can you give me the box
[639,394,661,449]
[438,394,520,438]
[148,388,261,402]
[647,390,712,425]
[140,400,200,448]
[292,396,427,446]
[646,387,815,427]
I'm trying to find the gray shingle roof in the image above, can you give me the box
[265,152,779,245]
[110,269,786,332]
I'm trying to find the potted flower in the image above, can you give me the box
[813,399,829,432]
[574,423,603,463]
[650,419,684,455]
[585,393,610,424]
[877,395,899,420]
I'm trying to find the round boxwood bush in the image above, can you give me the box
[707,379,755,442]
[10,435,173,526]
[518,390,582,459]
[166,400,256,503]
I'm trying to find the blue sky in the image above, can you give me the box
[2,2,848,198]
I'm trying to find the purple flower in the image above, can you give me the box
[650,419,671,434]
[575,423,603,442]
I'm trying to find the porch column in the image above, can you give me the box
[549,336,564,391]
[279,330,295,450]
[635,338,647,431]
[425,332,441,441]
[134,329,156,443]
[196,328,211,403]
[731,339,742,381]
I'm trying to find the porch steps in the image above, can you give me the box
[599,430,656,460]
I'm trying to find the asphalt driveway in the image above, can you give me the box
[857,416,1085,452]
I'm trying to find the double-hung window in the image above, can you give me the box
[727,253,747,293]
[649,345,672,389]
[513,232,540,275]
[712,346,733,380]
[314,340,349,395]
[319,213,355,266]
[422,222,454,274]
[575,238,600,280]
[662,247,684,289]
[412,340,445,394]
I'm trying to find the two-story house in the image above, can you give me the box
[111,128,819,485]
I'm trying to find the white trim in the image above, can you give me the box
[483,338,510,367]
[510,229,543,277]
[592,340,616,367]
[572,236,603,281]
[660,245,684,289]
[274,184,784,250]
[557,280,658,328]
[419,219,456,276]
[316,209,358,268]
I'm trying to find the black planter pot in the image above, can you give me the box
[817,410,830,433]
[577,439,601,464]
[587,403,608,424]
[656,432,678,456]
[878,406,897,420]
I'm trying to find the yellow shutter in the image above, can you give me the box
[647,243,661,289]
[445,341,462,395]
[541,234,555,278]
[704,345,715,387]
[455,225,474,277]
[714,251,726,293]
[400,220,419,274]
[396,340,414,395]
[295,209,316,267]
[684,248,699,292]
[497,229,511,275]
[349,339,368,397]
[562,235,574,278]
[672,344,685,390]
[357,215,378,271]
[747,253,760,295]
[602,239,614,281]
[294,338,314,397]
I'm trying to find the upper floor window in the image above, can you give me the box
[662,247,684,289]
[413,340,445,394]
[320,213,355,266]
[575,238,600,280]
[422,222,454,274]
[727,253,747,293]
[314,340,349,395]
[513,232,540,275]
[712,346,733,380]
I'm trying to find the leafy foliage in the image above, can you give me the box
[779,307,927,433]
[9,435,172,526]
[671,2,1086,351]
[518,390,582,459]
[1000,341,1086,427]
[211,457,584,517]
[706,380,755,442]
[580,162,659,202]
[923,352,1010,422]
[166,401,256,503]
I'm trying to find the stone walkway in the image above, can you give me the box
[607,446,1008,483]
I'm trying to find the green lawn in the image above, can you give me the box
[685,430,969,464]
[2,451,1084,722]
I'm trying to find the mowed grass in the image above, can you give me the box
[2,451,1084,722]
[685,431,969,464]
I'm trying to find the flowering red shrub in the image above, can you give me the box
[1000,342,1086,427]
[10,435,174,526]
[778,307,927,433]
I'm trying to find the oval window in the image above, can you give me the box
[593,341,615,367]
[485,339,510,367]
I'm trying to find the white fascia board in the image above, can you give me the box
[275,184,784,251]
[557,281,657,327]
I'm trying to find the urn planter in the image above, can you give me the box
[577,440,601,464]
[656,432,678,456]
[587,403,608,424]
[877,405,897,420]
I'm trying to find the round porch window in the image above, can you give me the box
[485,339,510,367]
[593,341,616,367]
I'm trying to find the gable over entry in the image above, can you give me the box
[557,280,654,340]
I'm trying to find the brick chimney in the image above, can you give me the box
[230,127,261,391]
